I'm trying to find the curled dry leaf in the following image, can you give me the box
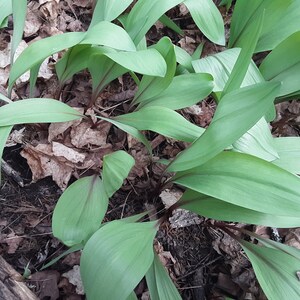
[21,144,74,190]
[24,10,42,37]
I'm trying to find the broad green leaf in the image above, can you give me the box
[98,116,152,154]
[168,82,280,172]
[52,175,108,246]
[132,37,176,106]
[159,14,183,35]
[114,106,205,142]
[222,11,263,95]
[90,0,133,26]
[9,32,84,92]
[192,48,264,93]
[142,73,213,110]
[81,220,158,300]
[239,240,300,300]
[9,21,136,91]
[180,189,300,228]
[102,151,135,198]
[174,46,193,73]
[10,0,27,65]
[146,252,182,300]
[232,117,279,161]
[173,151,300,217]
[260,31,300,97]
[56,45,95,85]
[89,53,127,98]
[80,21,136,51]
[0,0,12,29]
[0,98,82,126]
[184,0,225,45]
[125,0,182,45]
[272,137,300,175]
[105,48,167,77]
[229,0,300,52]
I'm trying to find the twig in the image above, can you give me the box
[1,159,24,187]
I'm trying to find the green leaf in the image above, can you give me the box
[192,48,264,93]
[259,31,300,97]
[0,0,12,29]
[102,151,135,198]
[52,175,108,246]
[173,151,300,218]
[168,82,280,172]
[80,21,136,51]
[132,37,176,106]
[180,189,300,228]
[174,46,193,73]
[9,32,84,92]
[272,137,300,175]
[222,10,264,95]
[146,252,182,300]
[89,53,127,98]
[229,0,300,52]
[159,14,183,35]
[239,240,300,300]
[232,117,279,161]
[184,0,225,45]
[56,45,94,85]
[90,0,133,26]
[105,48,167,77]
[142,73,213,110]
[0,98,82,126]
[98,116,152,154]
[114,106,204,142]
[80,220,158,300]
[9,21,136,92]
[125,0,182,45]
[11,0,27,65]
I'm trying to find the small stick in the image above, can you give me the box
[1,159,24,187]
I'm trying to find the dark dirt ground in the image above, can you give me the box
[0,1,300,299]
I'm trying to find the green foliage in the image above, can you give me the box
[1,1,300,299]
[80,221,158,300]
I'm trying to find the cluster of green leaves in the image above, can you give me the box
[1,0,300,299]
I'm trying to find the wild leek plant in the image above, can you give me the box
[1,0,300,299]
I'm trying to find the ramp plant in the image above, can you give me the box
[1,0,300,299]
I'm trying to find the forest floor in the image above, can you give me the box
[0,1,300,299]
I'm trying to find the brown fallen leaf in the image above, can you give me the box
[3,233,23,254]
[70,120,111,148]
[29,270,60,300]
[62,265,84,295]
[52,142,86,163]
[285,228,300,250]
[21,144,74,190]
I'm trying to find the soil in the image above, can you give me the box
[0,1,300,300]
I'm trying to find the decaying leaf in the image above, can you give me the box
[70,120,111,148]
[21,144,74,189]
